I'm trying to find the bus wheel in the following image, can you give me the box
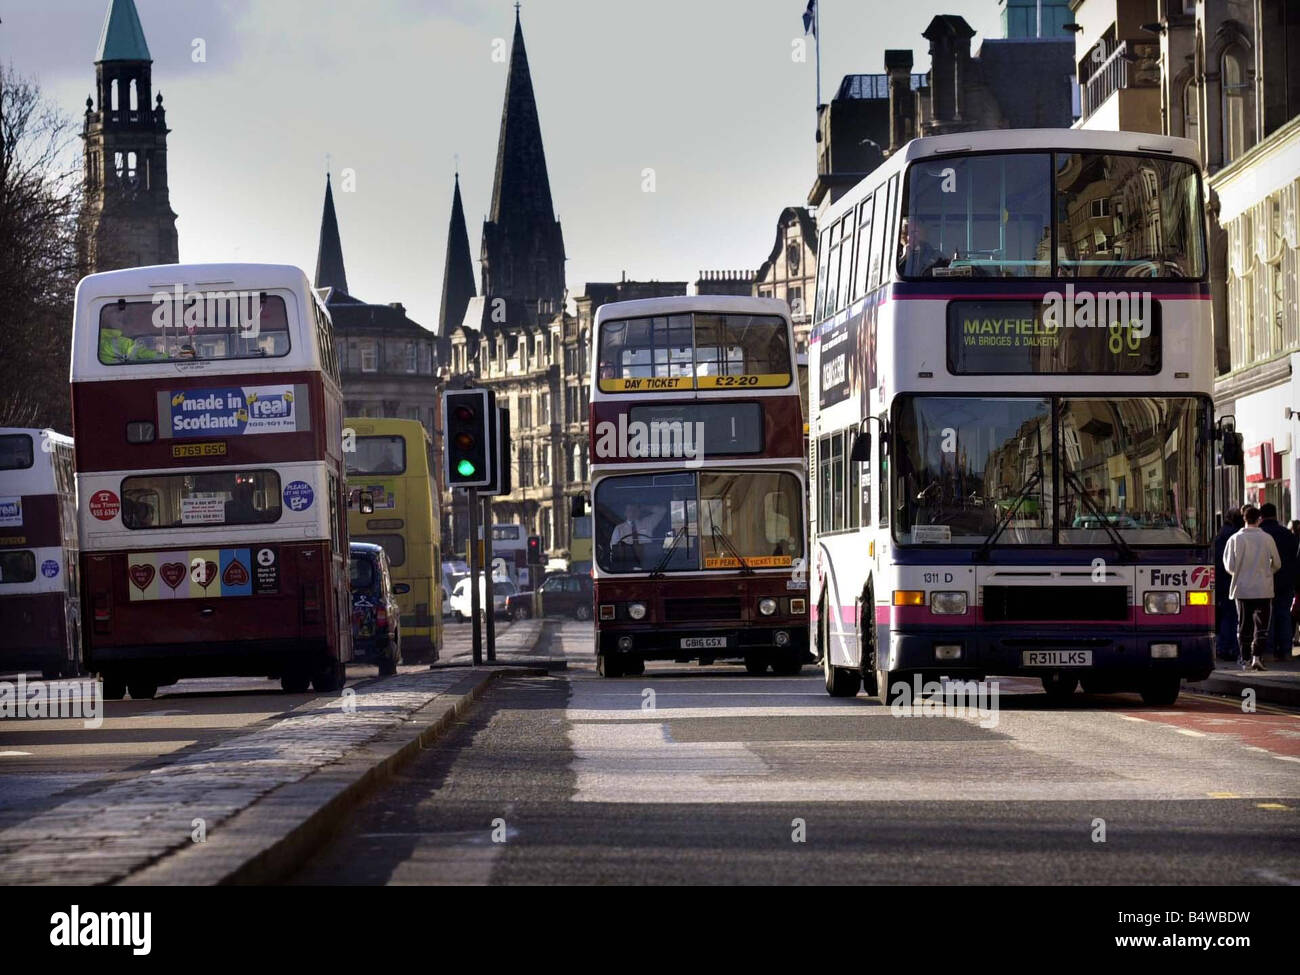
[1139,675,1181,707]
[312,660,346,693]
[875,664,903,707]
[824,648,861,697]
[597,653,624,678]
[377,652,398,677]
[1041,673,1078,703]
[41,666,61,680]
[281,671,310,693]
[623,657,645,676]
[744,656,769,675]
[574,604,592,622]
[102,675,126,700]
[127,679,158,700]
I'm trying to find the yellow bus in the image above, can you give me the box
[345,417,442,661]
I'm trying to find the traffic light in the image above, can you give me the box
[527,535,542,564]
[442,388,495,488]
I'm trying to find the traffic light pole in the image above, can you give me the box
[466,487,483,666]
[482,495,496,662]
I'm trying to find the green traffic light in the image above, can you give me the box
[457,458,477,477]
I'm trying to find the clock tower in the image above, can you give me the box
[79,0,179,273]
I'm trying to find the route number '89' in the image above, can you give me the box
[1108,321,1144,355]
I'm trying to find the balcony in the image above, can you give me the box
[1081,40,1160,127]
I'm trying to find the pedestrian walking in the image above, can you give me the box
[1222,505,1280,671]
[1258,502,1296,662]
[1214,510,1243,661]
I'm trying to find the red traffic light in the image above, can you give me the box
[453,404,476,422]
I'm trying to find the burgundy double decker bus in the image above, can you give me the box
[0,429,81,679]
[71,264,352,699]
[589,296,809,677]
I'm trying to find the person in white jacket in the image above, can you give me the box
[1222,505,1280,671]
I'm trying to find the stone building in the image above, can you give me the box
[754,207,819,357]
[443,10,567,556]
[1068,0,1300,517]
[79,0,178,272]
[694,270,757,297]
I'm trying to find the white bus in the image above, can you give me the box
[808,129,1218,707]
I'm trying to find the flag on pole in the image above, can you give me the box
[802,0,816,36]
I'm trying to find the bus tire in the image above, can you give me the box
[824,648,861,697]
[623,657,645,676]
[127,679,158,700]
[41,665,61,680]
[378,654,398,677]
[102,674,126,700]
[1139,674,1181,707]
[281,671,310,693]
[597,653,624,678]
[744,656,769,675]
[574,604,592,622]
[312,659,346,693]
[875,665,904,707]
[1041,673,1078,703]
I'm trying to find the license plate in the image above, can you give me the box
[681,636,727,650]
[1021,650,1092,667]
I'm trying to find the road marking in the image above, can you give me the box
[1175,728,1206,737]
[1254,868,1300,885]
[1208,791,1239,798]
[1256,802,1291,810]
[1274,755,1300,763]
[0,752,32,757]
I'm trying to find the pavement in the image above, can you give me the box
[0,618,552,885]
[1188,648,1300,707]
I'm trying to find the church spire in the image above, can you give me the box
[480,8,565,324]
[315,171,349,297]
[439,172,476,338]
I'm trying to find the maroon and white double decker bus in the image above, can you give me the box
[588,295,809,677]
[0,429,81,679]
[70,264,352,699]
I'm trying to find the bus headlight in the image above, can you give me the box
[628,602,647,620]
[1144,591,1181,615]
[930,592,967,615]
[759,597,778,616]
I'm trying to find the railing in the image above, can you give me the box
[1083,39,1159,121]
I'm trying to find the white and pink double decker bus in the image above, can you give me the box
[808,129,1218,706]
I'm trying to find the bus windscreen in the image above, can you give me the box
[598,313,791,392]
[902,152,1204,280]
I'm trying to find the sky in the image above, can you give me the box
[2,0,1007,331]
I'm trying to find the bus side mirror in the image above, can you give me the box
[850,431,871,463]
[359,491,375,515]
[1222,431,1243,466]
[570,495,587,517]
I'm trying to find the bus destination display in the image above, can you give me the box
[947,299,1161,375]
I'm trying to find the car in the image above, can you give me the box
[449,575,517,621]
[349,542,404,676]
[505,572,593,621]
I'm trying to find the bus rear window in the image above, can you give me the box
[120,470,282,529]
[0,435,34,471]
[98,294,291,364]
[0,550,36,584]
[353,533,405,567]
[346,436,406,475]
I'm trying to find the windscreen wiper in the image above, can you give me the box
[707,521,755,576]
[648,526,687,578]
[973,470,1042,562]
[1063,468,1136,562]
